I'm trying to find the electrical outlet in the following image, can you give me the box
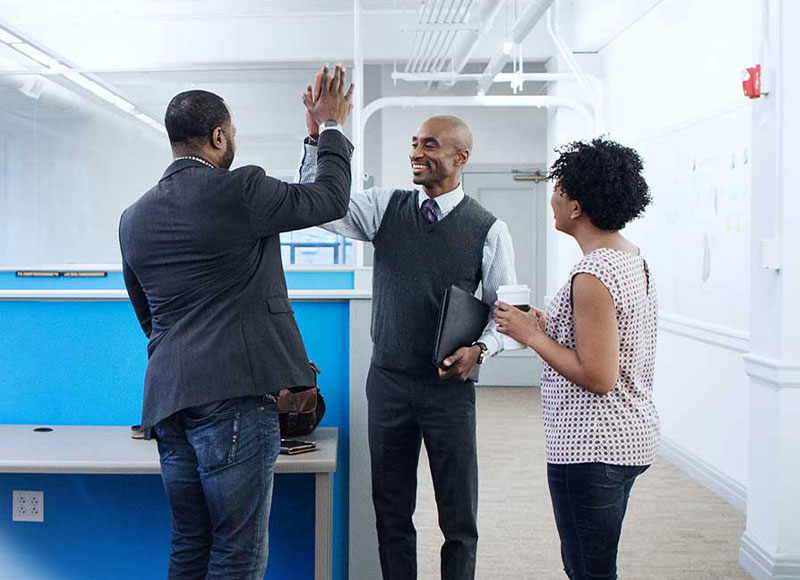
[12,490,44,522]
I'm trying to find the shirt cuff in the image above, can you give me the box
[303,142,319,161]
[478,331,502,357]
[319,124,343,136]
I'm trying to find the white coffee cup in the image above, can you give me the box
[496,284,531,351]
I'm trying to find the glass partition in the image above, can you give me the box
[0,58,356,268]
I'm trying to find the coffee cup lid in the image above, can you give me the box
[497,284,530,293]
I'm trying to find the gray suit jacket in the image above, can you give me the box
[119,130,353,430]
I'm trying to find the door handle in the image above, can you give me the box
[512,170,547,182]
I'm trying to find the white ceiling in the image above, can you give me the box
[0,0,421,18]
[0,0,559,70]
[0,0,666,162]
[0,0,667,71]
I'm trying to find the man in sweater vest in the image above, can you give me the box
[300,101,516,579]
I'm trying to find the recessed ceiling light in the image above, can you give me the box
[63,71,135,111]
[0,27,22,44]
[135,113,168,134]
[12,42,60,67]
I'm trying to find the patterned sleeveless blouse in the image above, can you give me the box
[541,248,660,466]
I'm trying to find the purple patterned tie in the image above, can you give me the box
[421,198,439,224]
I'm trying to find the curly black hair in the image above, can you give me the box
[549,137,651,231]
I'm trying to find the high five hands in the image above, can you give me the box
[302,64,355,140]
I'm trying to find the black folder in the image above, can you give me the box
[433,285,490,382]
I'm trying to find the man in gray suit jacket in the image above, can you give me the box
[119,65,354,580]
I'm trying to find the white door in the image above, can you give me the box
[463,167,547,387]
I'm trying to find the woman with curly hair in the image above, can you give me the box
[495,137,659,580]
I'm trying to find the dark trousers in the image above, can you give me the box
[367,363,479,580]
[154,395,281,580]
[547,462,649,580]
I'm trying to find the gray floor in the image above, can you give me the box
[413,387,752,580]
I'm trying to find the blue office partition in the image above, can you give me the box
[0,270,352,580]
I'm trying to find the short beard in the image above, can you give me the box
[219,139,234,169]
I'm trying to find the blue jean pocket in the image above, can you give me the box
[604,463,648,484]
[184,402,242,474]
[604,464,629,483]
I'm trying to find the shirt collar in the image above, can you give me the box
[417,183,465,217]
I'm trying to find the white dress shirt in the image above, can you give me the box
[297,143,518,356]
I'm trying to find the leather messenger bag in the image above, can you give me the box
[277,361,326,437]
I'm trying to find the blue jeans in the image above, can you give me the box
[547,462,649,580]
[154,394,280,580]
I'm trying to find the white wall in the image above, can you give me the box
[551,0,756,502]
[740,0,800,575]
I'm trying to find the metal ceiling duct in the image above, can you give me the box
[404,0,478,74]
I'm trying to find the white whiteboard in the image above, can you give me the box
[625,104,752,331]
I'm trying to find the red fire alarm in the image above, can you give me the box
[742,64,761,99]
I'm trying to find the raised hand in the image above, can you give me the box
[303,81,320,139]
[301,64,355,129]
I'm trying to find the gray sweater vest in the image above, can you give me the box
[371,190,496,375]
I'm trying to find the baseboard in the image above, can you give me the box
[741,532,800,580]
[659,436,747,513]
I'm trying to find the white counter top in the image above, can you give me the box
[0,425,337,475]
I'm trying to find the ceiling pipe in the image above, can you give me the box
[545,5,605,133]
[426,0,474,89]
[422,0,449,71]
[450,0,506,75]
[476,0,558,94]
[416,0,448,72]
[475,40,518,94]
[407,0,449,73]
[422,0,471,74]
[404,0,436,72]
[392,71,602,85]
[361,95,593,127]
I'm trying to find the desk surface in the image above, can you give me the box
[0,425,337,475]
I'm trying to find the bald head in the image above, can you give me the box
[419,115,473,153]
[410,115,473,196]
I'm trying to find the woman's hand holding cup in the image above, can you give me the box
[495,301,546,349]
[495,284,534,350]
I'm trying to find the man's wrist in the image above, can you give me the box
[472,341,488,364]
[305,134,319,146]
[320,119,343,135]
